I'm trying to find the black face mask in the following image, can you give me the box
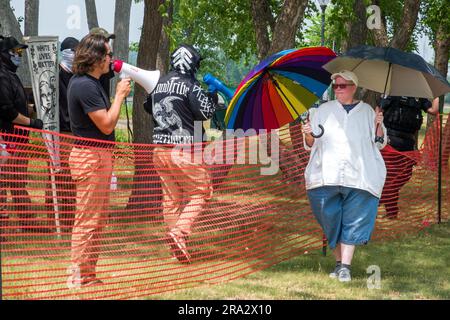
[0,51,18,73]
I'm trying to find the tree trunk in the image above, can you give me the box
[133,0,164,144]
[250,0,272,60]
[435,23,450,163]
[341,0,367,52]
[269,0,308,55]
[126,0,164,215]
[156,0,173,76]
[365,0,421,108]
[85,0,99,30]
[389,0,421,50]
[369,0,389,47]
[250,0,309,185]
[112,0,132,96]
[24,0,39,36]
[0,0,31,87]
[433,24,449,82]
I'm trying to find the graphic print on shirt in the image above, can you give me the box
[153,96,190,143]
[192,84,215,119]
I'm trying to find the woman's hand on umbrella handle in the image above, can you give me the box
[375,106,384,126]
[302,121,313,135]
[302,121,325,138]
[374,106,385,143]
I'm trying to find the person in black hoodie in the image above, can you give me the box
[0,36,44,235]
[146,44,218,263]
[59,37,79,134]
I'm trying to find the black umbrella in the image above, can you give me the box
[323,45,450,99]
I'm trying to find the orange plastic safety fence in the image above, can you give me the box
[0,117,447,300]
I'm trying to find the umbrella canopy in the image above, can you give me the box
[225,47,336,131]
[323,45,450,99]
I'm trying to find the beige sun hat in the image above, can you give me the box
[331,70,359,87]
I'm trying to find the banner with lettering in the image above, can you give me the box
[25,36,60,132]
[25,36,62,235]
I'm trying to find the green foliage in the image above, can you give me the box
[129,42,139,52]
[167,0,260,86]
[311,0,422,53]
[420,0,450,45]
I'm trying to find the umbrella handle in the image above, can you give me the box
[311,124,325,138]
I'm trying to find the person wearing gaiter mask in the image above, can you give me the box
[0,36,45,235]
[59,37,79,134]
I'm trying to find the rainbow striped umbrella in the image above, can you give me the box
[225,47,336,131]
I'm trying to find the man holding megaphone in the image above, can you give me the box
[66,33,131,287]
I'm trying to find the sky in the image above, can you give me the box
[10,0,145,43]
[9,0,435,63]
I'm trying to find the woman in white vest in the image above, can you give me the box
[302,70,387,282]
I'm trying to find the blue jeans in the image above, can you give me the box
[307,186,379,249]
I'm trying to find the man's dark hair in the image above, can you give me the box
[73,34,108,75]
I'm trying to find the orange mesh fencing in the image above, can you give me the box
[0,117,447,300]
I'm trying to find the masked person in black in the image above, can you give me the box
[145,44,218,263]
[59,37,79,134]
[0,36,45,235]
[379,96,438,219]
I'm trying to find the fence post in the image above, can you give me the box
[0,231,3,300]
[437,96,444,224]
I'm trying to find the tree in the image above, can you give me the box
[0,0,31,87]
[369,0,421,50]
[85,0,99,30]
[125,0,164,214]
[340,0,367,52]
[250,0,309,59]
[24,0,39,36]
[113,0,132,63]
[156,0,173,75]
[112,0,133,96]
[133,0,164,144]
[421,0,450,159]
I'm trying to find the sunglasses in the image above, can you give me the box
[106,51,114,58]
[332,83,354,90]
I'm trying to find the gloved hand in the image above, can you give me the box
[208,92,219,105]
[29,118,44,129]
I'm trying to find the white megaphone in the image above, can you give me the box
[112,60,160,94]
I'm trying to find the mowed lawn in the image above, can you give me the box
[152,221,450,300]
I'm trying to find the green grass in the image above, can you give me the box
[3,221,448,300]
[151,221,450,300]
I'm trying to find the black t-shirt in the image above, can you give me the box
[59,66,74,132]
[99,69,115,99]
[67,74,114,142]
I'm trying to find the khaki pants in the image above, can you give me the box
[68,146,113,280]
[153,147,212,236]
